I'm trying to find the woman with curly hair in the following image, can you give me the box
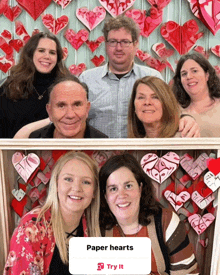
[173,52,220,137]
[0,32,69,138]
[99,153,199,274]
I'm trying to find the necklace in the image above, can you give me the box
[33,87,47,100]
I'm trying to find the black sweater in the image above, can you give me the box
[0,71,56,138]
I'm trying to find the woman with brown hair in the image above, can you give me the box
[128,76,180,138]
[0,32,69,138]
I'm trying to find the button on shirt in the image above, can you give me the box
[79,63,163,138]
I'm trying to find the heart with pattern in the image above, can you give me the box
[188,213,215,235]
[64,29,89,50]
[99,0,135,17]
[42,14,69,35]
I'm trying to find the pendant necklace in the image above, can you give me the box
[33,87,47,100]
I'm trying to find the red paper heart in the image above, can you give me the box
[62,47,68,60]
[64,29,89,50]
[16,0,52,20]
[207,157,220,175]
[11,196,27,217]
[188,213,215,235]
[3,5,22,21]
[147,0,171,9]
[53,0,73,9]
[136,49,151,62]
[0,56,14,73]
[69,63,86,77]
[160,20,203,55]
[152,43,174,58]
[91,55,105,67]
[193,45,209,59]
[99,0,135,17]
[145,57,167,72]
[15,21,30,44]
[211,45,220,57]
[126,8,163,37]
[0,0,8,14]
[9,39,24,52]
[1,30,12,41]
[76,7,106,31]
[0,36,13,57]
[85,36,104,52]
[42,14,69,35]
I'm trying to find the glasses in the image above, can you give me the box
[106,39,133,48]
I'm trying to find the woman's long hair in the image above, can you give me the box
[4,32,69,101]
[99,153,161,232]
[173,52,220,108]
[38,151,100,264]
[128,76,180,138]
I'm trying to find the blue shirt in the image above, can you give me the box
[79,63,163,138]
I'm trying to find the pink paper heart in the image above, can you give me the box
[211,45,220,57]
[180,153,209,180]
[91,55,105,67]
[152,43,174,58]
[136,49,151,62]
[76,7,106,31]
[16,0,52,20]
[15,21,30,44]
[188,213,215,235]
[64,29,89,50]
[12,152,40,183]
[99,0,135,17]
[164,190,190,212]
[160,20,203,55]
[85,36,105,52]
[3,5,22,21]
[0,0,8,14]
[204,171,220,192]
[141,152,180,184]
[147,0,171,9]
[191,191,215,209]
[126,8,163,37]
[53,0,73,9]
[69,63,86,77]
[42,14,69,35]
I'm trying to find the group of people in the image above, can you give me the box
[1,15,219,139]
[4,151,199,274]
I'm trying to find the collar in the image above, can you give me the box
[104,63,136,78]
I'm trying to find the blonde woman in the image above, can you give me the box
[4,151,100,274]
[128,76,181,138]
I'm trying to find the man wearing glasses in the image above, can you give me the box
[80,15,199,138]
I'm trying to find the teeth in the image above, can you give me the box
[69,196,82,200]
[40,62,50,66]
[188,83,196,86]
[117,203,130,208]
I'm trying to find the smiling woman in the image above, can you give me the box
[0,32,70,138]
[3,151,100,275]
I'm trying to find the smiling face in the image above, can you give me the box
[57,158,95,217]
[180,59,209,100]
[106,27,138,74]
[46,81,90,139]
[105,167,142,226]
[134,83,163,129]
[33,38,57,74]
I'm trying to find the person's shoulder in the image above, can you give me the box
[19,207,42,225]
[134,63,163,79]
[29,124,52,138]
[86,124,108,138]
[79,65,106,80]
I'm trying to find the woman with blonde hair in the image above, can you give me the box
[4,151,100,274]
[128,76,180,138]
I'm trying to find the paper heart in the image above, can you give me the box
[99,0,135,17]
[28,187,40,202]
[11,196,27,217]
[141,152,180,184]
[9,39,24,52]
[136,49,151,62]
[211,45,220,57]
[1,30,12,41]
[0,56,14,73]
[152,43,174,58]
[207,157,220,175]
[193,45,209,59]
[12,152,40,183]
[164,190,190,212]
[12,188,26,201]
[62,47,68,60]
[85,36,105,52]
[42,14,69,35]
[0,36,13,57]
[64,29,89,50]
[188,213,215,235]
[15,21,30,44]
[160,20,203,55]
[53,0,73,9]
[76,7,106,31]
[16,0,52,20]
[194,180,213,198]
[126,8,163,37]
[91,55,105,67]
[0,0,8,14]
[69,63,86,76]
[204,171,220,192]
[191,191,215,209]
[37,171,50,184]
[147,0,171,9]
[145,57,167,72]
[180,153,209,180]
[3,5,22,21]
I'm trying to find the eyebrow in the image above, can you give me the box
[181,66,198,72]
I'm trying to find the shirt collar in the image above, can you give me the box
[104,62,136,78]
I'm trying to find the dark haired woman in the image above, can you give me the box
[173,52,220,137]
[99,153,199,274]
[0,32,69,138]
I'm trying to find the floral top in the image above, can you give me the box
[4,207,55,275]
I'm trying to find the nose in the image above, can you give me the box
[72,179,83,192]
[186,71,192,79]
[43,50,50,59]
[115,41,123,50]
[118,187,127,198]
[65,106,76,119]
[144,97,152,105]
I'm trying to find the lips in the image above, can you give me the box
[69,195,83,200]
[117,202,130,208]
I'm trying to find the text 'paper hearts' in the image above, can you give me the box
[76,7,106,31]
[141,152,180,184]
[99,0,135,17]
[64,29,89,50]
[12,152,40,182]
[188,213,215,235]
[42,14,69,35]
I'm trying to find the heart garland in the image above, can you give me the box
[76,7,106,31]
[42,14,69,35]
[160,20,204,55]
[99,0,135,17]
[53,0,73,9]
[85,36,105,52]
[16,0,52,20]
[69,63,86,76]
[187,0,220,35]
[91,55,105,67]
[64,29,89,50]
[141,152,180,184]
[3,4,22,21]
